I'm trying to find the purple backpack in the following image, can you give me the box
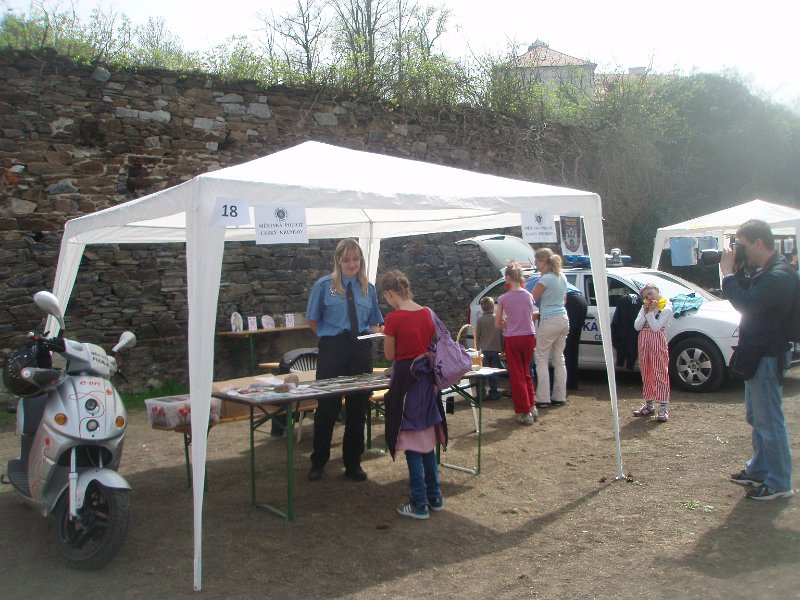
[427,308,472,389]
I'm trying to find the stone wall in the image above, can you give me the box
[0,49,581,399]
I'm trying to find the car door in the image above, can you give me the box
[579,274,639,367]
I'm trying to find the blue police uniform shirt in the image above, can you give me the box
[306,273,383,338]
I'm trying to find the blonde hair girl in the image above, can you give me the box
[331,238,369,297]
[534,247,563,276]
[304,238,384,482]
[496,261,538,425]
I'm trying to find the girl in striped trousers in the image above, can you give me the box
[632,284,673,422]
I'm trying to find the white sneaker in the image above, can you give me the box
[518,412,534,425]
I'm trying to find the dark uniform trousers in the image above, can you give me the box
[311,333,374,470]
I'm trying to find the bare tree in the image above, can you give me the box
[86,5,129,63]
[260,0,328,80]
[330,0,395,92]
[411,3,449,56]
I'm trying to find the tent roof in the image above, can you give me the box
[63,141,601,246]
[651,199,800,268]
[656,199,800,235]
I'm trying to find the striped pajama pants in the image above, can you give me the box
[638,327,670,403]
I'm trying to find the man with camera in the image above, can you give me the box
[720,219,795,501]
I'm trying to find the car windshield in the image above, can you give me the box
[627,270,719,301]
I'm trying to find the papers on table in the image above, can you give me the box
[357,332,385,340]
[469,367,507,375]
[220,373,391,403]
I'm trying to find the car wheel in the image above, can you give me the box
[669,336,725,393]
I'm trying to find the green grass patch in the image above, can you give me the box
[121,380,189,411]
[0,408,15,425]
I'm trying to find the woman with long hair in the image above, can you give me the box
[305,239,384,481]
[530,248,570,407]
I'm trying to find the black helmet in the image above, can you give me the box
[2,347,40,396]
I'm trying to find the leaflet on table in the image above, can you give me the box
[470,367,506,375]
[309,374,389,390]
[255,375,286,385]
[224,382,322,401]
[222,373,391,401]
[356,332,384,340]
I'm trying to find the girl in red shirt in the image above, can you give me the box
[381,270,448,520]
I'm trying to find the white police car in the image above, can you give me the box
[459,235,741,392]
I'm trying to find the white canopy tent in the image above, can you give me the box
[651,199,800,269]
[49,141,621,590]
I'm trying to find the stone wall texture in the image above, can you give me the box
[0,49,583,400]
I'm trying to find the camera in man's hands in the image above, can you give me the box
[699,244,746,266]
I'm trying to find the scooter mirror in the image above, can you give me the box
[33,291,65,331]
[112,331,137,353]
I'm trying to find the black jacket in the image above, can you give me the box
[722,253,795,357]
[611,294,642,369]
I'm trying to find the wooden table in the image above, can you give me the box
[212,371,391,521]
[217,325,312,375]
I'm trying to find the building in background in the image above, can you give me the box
[511,40,596,94]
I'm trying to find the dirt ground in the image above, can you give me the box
[1,369,798,600]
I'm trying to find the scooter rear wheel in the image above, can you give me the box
[52,481,130,570]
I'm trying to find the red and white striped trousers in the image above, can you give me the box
[638,327,670,403]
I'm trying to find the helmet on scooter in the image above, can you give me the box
[3,347,41,396]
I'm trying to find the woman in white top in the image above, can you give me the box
[530,248,569,406]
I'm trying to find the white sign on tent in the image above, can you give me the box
[212,197,250,227]
[521,210,557,243]
[254,204,308,244]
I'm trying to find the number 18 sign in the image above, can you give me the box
[212,197,250,227]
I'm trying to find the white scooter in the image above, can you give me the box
[1,291,135,569]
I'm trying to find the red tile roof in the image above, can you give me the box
[512,42,595,68]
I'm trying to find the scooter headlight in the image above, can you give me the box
[86,419,99,432]
[85,398,98,412]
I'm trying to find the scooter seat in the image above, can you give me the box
[5,459,31,498]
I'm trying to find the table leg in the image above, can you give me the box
[249,406,256,505]
[439,380,481,475]
[285,403,295,521]
[476,383,482,474]
[250,405,293,521]
[247,335,256,376]
[366,402,373,450]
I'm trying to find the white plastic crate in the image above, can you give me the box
[145,395,221,429]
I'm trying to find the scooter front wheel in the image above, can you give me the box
[52,481,130,570]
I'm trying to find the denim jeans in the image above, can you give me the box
[479,350,502,396]
[744,356,793,492]
[405,450,441,508]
